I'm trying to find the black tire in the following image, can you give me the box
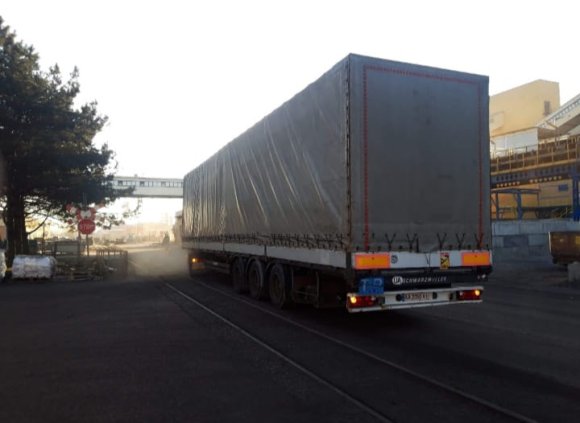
[248,260,268,300]
[268,263,293,309]
[231,258,247,294]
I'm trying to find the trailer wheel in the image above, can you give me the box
[248,260,268,300]
[231,258,247,294]
[268,263,293,309]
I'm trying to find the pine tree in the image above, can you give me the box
[0,16,129,265]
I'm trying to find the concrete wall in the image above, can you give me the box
[492,219,580,260]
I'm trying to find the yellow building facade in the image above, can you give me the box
[490,80,560,137]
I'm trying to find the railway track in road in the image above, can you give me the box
[164,282,393,423]
[162,279,540,423]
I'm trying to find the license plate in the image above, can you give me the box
[359,277,384,295]
[403,292,432,302]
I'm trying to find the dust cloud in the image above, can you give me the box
[126,245,189,278]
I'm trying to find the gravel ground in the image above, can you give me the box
[489,254,580,292]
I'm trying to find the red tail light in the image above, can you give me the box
[348,295,377,308]
[458,289,482,301]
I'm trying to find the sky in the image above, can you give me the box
[3,0,580,222]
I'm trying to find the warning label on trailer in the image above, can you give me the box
[440,252,450,269]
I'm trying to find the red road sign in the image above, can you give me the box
[78,219,96,235]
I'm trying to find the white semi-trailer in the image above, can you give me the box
[182,54,491,313]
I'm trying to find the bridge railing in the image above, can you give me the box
[491,135,580,173]
[538,93,580,130]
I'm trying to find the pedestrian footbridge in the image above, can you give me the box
[112,176,183,198]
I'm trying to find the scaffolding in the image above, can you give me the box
[491,135,580,220]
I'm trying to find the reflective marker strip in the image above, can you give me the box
[461,251,491,266]
[353,253,391,270]
[352,250,492,269]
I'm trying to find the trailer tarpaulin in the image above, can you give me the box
[183,54,491,254]
[183,58,349,245]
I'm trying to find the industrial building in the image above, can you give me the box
[490,80,580,220]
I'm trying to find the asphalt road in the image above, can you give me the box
[1,246,579,422]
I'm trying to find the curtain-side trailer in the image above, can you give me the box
[182,54,492,313]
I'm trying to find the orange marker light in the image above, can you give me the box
[353,253,391,270]
[461,252,491,267]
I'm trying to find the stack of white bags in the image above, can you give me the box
[12,255,56,279]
